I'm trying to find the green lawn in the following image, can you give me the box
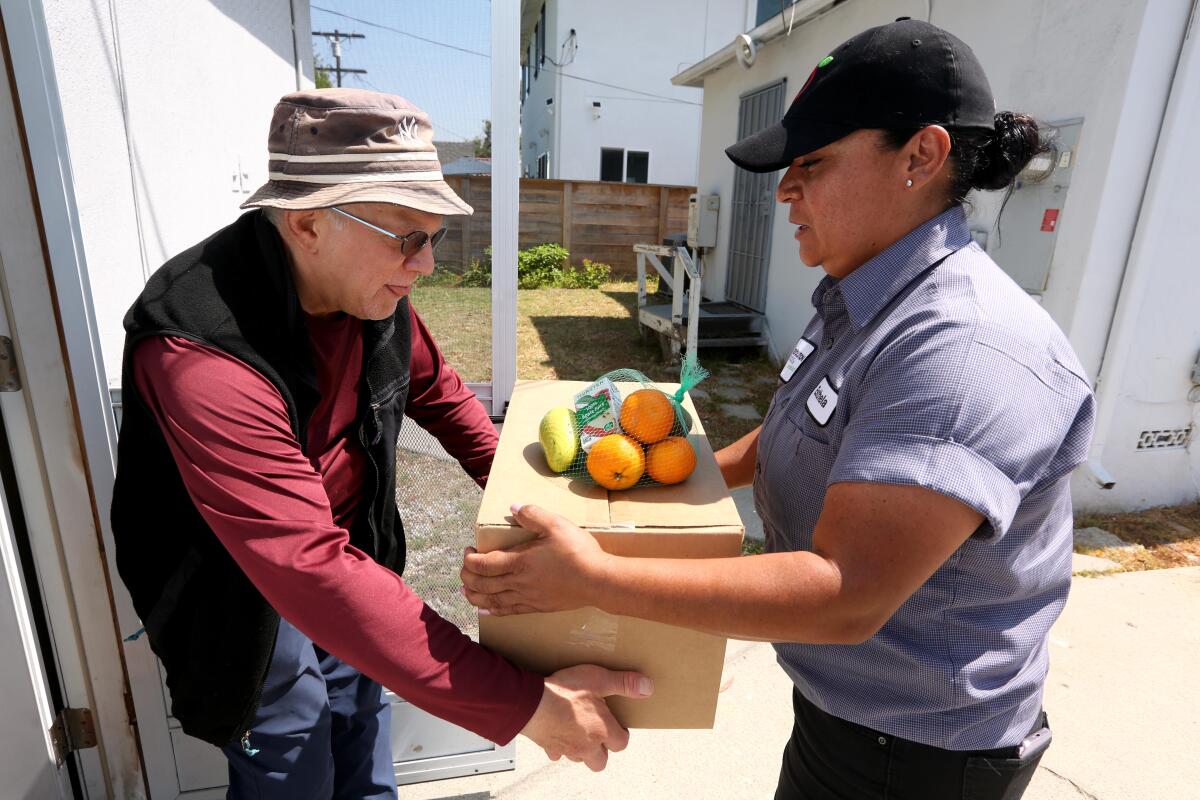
[411,280,779,451]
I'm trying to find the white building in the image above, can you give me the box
[518,0,741,185]
[673,0,1200,513]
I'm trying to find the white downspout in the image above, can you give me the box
[1084,0,1198,489]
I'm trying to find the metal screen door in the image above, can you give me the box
[726,79,786,312]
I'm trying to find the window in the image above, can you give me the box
[599,148,651,183]
[537,4,547,66]
[756,0,788,27]
[600,148,624,182]
[537,152,549,179]
[625,151,649,184]
[521,59,528,99]
[533,23,540,78]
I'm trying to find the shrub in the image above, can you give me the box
[460,248,492,287]
[517,243,570,289]
[549,257,611,289]
[437,245,611,290]
[576,258,611,288]
[425,266,465,287]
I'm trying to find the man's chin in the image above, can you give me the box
[356,298,404,321]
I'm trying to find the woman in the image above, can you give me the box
[462,18,1094,799]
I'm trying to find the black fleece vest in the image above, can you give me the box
[111,210,411,746]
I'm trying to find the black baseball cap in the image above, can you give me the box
[725,18,997,173]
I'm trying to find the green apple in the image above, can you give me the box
[539,406,579,473]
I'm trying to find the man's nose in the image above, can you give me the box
[405,243,436,276]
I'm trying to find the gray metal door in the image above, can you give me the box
[726,80,786,312]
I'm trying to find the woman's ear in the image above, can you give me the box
[905,125,952,190]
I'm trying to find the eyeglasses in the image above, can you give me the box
[329,206,447,256]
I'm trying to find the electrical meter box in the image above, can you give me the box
[688,193,720,248]
[988,119,1083,293]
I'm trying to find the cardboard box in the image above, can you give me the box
[476,380,744,728]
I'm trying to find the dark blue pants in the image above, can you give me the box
[221,618,397,800]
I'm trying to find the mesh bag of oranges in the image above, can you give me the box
[537,358,710,490]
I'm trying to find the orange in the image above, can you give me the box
[619,389,676,444]
[646,437,696,485]
[586,434,646,490]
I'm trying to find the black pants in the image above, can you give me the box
[775,688,1047,800]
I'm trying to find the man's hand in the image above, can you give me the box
[461,504,610,615]
[520,664,653,771]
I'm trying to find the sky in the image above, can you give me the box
[310,0,493,143]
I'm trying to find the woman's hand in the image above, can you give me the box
[461,503,613,615]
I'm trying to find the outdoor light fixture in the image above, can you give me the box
[545,96,554,116]
[591,100,602,120]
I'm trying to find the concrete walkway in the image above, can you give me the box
[401,568,1200,799]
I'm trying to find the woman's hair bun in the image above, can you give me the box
[970,112,1045,191]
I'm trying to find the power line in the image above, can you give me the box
[541,65,702,106]
[311,5,489,59]
[309,5,699,106]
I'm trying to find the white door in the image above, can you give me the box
[0,346,72,799]
[0,499,69,800]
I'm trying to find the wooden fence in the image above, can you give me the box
[440,177,694,276]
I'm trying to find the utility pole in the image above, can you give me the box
[312,30,366,87]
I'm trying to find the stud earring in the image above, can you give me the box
[905,179,914,188]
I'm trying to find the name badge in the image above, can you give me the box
[806,376,839,426]
[780,338,816,382]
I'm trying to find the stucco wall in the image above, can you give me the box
[521,0,741,185]
[42,0,312,383]
[691,0,1199,511]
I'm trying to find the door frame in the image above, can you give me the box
[489,0,520,417]
[0,0,146,797]
[0,325,71,797]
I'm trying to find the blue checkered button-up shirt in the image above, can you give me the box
[757,205,1095,750]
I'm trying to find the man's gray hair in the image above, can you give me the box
[260,206,346,231]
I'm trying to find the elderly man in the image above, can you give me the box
[111,89,648,800]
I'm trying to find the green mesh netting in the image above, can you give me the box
[538,356,711,489]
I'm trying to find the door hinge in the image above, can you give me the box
[0,336,20,391]
[49,707,97,764]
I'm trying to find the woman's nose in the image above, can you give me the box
[776,166,802,203]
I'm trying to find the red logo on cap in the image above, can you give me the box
[794,66,818,102]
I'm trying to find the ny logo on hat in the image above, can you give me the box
[394,116,421,142]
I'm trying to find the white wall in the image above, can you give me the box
[690,0,1200,511]
[521,0,737,185]
[41,0,312,384]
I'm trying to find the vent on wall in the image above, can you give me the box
[1136,426,1193,450]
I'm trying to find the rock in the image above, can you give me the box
[1072,553,1121,574]
[714,386,751,401]
[1074,526,1138,551]
[720,403,761,421]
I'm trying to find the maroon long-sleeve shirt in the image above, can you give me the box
[132,304,543,744]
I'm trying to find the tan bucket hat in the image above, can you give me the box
[241,88,472,216]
